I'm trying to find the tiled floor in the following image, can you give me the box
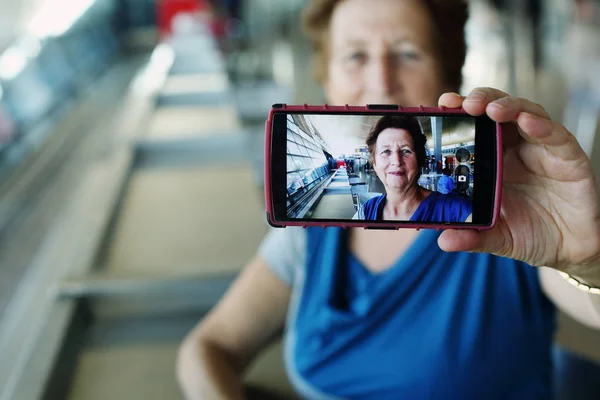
[103,164,268,276]
[68,319,296,400]
[161,73,230,96]
[68,341,183,400]
[311,193,356,219]
[147,105,242,140]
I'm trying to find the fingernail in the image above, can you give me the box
[489,98,509,109]
[521,112,552,133]
[464,91,486,102]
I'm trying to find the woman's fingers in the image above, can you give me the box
[517,113,586,162]
[485,97,551,122]
[487,99,584,162]
[438,88,510,112]
[440,89,583,161]
[440,88,548,120]
[439,87,519,116]
[461,88,511,115]
[438,92,464,108]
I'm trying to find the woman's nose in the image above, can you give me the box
[390,150,403,166]
[365,56,396,97]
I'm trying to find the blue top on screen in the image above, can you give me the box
[361,192,472,222]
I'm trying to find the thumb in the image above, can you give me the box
[438,228,510,256]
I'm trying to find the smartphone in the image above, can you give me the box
[265,104,503,230]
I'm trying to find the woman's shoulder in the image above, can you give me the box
[365,194,385,204]
[442,192,471,205]
[362,194,386,214]
[432,192,471,210]
[421,191,472,221]
[258,227,307,286]
[424,190,468,203]
[362,194,386,220]
[441,193,473,218]
[364,194,386,206]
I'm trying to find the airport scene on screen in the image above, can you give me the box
[285,114,476,222]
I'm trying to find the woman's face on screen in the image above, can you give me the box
[324,0,445,107]
[373,128,420,192]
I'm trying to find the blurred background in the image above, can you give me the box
[0,0,599,399]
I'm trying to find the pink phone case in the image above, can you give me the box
[265,104,503,231]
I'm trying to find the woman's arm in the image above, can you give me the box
[176,255,292,400]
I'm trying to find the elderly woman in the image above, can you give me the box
[177,1,600,399]
[359,115,472,222]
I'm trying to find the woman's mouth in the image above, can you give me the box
[387,171,405,176]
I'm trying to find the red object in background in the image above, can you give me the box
[445,156,455,170]
[211,16,227,38]
[336,160,346,169]
[157,0,210,38]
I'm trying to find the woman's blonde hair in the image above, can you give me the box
[301,0,469,92]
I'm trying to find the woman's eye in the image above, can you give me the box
[348,51,366,63]
[381,149,391,156]
[393,51,419,63]
[402,149,413,155]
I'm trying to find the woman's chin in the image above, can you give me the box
[386,179,408,191]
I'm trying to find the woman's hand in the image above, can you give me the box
[437,88,600,284]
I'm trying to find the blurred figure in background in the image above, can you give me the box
[177,1,600,399]
[438,167,455,195]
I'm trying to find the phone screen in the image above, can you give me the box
[269,110,499,228]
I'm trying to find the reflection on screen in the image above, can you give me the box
[285,114,476,223]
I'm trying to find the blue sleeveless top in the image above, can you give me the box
[362,192,472,222]
[288,227,556,399]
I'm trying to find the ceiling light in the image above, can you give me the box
[28,0,95,38]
